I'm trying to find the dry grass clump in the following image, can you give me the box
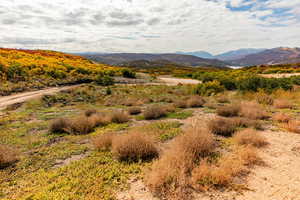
[110,110,130,123]
[112,132,158,162]
[256,93,274,105]
[216,104,240,117]
[92,132,116,151]
[0,145,18,169]
[187,96,205,108]
[174,99,187,108]
[50,118,70,133]
[283,120,300,133]
[274,99,294,109]
[143,105,167,120]
[84,109,97,117]
[208,117,236,136]
[191,145,260,190]
[204,102,218,109]
[232,117,262,130]
[67,116,95,135]
[50,111,117,135]
[90,112,112,126]
[240,101,269,120]
[164,104,176,113]
[237,145,261,166]
[128,107,142,115]
[216,95,230,103]
[272,112,291,123]
[234,129,268,148]
[146,126,215,198]
[122,98,138,106]
[191,155,244,190]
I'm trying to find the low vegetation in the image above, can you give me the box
[0,145,18,169]
[208,117,237,137]
[112,132,158,162]
[2,64,300,199]
[143,105,168,120]
[234,129,268,147]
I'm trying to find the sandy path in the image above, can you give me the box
[236,130,300,200]
[260,73,300,78]
[0,85,79,110]
[158,77,201,85]
[118,110,300,200]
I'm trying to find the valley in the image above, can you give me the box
[1,49,300,199]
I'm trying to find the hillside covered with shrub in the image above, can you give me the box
[0,48,118,95]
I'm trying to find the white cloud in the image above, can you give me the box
[0,0,299,54]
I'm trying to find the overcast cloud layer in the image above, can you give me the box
[0,0,300,54]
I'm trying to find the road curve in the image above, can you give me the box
[0,85,79,110]
[0,77,201,110]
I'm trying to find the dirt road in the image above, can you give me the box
[0,85,78,110]
[158,77,201,85]
[0,77,200,110]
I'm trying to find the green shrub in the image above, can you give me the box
[121,69,136,78]
[194,81,225,96]
[95,75,114,86]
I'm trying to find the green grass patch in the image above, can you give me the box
[166,110,193,119]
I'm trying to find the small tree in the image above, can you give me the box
[121,69,136,78]
[96,75,114,86]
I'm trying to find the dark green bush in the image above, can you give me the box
[121,69,136,78]
[194,81,225,96]
[95,75,114,86]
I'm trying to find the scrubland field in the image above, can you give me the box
[1,49,300,200]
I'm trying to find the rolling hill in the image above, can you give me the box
[175,48,266,61]
[81,53,228,67]
[229,47,300,66]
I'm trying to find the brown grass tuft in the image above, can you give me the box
[92,132,116,151]
[234,128,268,148]
[50,118,70,133]
[204,102,218,109]
[143,105,167,120]
[90,112,112,126]
[272,112,291,123]
[274,99,294,109]
[256,93,274,105]
[208,117,236,136]
[232,117,262,130]
[174,99,187,108]
[110,110,130,123]
[216,104,240,117]
[283,120,300,133]
[128,107,142,115]
[67,116,95,135]
[240,101,269,120]
[187,96,205,108]
[217,95,230,103]
[0,145,18,169]
[84,109,97,117]
[112,132,158,162]
[191,155,245,190]
[237,145,261,166]
[146,126,214,197]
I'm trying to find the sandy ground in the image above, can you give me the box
[158,77,201,85]
[117,109,300,200]
[0,85,79,110]
[260,73,300,78]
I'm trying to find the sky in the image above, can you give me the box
[0,0,300,54]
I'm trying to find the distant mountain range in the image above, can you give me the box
[81,53,228,67]
[229,47,300,66]
[177,48,266,61]
[78,47,300,68]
